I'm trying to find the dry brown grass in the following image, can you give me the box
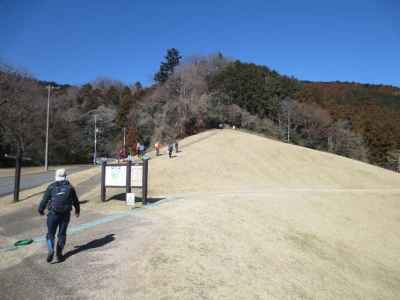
[83,129,400,299]
[2,129,400,299]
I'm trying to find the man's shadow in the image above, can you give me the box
[60,234,115,262]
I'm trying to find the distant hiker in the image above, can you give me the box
[155,142,160,156]
[168,143,173,158]
[118,148,125,160]
[174,141,179,153]
[136,142,141,156]
[38,168,80,263]
[140,144,145,156]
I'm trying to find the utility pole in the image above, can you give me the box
[287,105,291,143]
[123,127,126,149]
[93,115,97,165]
[44,85,51,171]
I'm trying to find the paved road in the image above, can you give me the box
[0,165,94,197]
[0,211,150,300]
[0,171,101,248]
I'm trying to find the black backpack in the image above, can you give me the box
[50,182,72,213]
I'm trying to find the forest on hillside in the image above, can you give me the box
[1,49,400,171]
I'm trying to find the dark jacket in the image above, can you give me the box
[38,180,80,215]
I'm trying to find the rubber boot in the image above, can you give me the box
[47,239,54,263]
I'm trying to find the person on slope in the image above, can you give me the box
[174,141,179,153]
[139,144,145,156]
[155,142,160,156]
[136,142,141,156]
[38,168,80,263]
[168,143,174,158]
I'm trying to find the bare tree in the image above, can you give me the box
[0,65,46,201]
[280,98,296,142]
[0,65,46,159]
[328,120,368,162]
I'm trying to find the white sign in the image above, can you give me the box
[126,192,135,206]
[131,165,143,187]
[105,166,127,186]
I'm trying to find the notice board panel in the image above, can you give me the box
[131,165,143,187]
[105,165,127,187]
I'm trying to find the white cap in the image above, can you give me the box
[55,168,67,181]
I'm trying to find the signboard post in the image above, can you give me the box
[101,161,106,202]
[143,159,148,202]
[126,160,132,194]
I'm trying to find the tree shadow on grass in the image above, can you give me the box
[59,234,115,262]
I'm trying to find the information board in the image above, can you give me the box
[105,165,127,186]
[131,165,143,187]
[101,160,148,204]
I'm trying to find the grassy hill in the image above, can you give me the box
[149,129,400,195]
[2,129,400,299]
[138,129,400,299]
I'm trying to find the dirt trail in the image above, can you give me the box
[2,129,400,299]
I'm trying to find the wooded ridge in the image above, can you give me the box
[1,49,399,171]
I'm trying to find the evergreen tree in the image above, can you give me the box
[154,48,182,84]
[208,60,300,118]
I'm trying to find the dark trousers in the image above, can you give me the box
[46,212,70,251]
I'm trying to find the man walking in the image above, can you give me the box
[38,168,80,263]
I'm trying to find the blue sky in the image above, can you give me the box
[1,0,399,87]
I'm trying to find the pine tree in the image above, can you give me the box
[154,48,182,84]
